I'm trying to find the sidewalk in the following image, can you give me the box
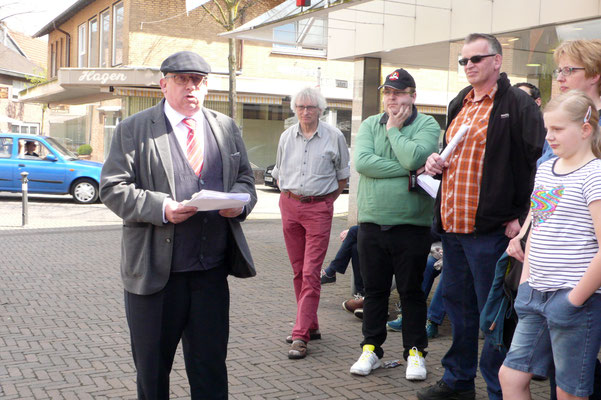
[0,189,552,399]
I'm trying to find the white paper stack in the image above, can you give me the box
[182,189,251,211]
[416,175,440,198]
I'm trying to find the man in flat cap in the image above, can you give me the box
[100,51,256,399]
[349,68,440,381]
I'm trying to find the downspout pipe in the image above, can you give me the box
[53,22,71,67]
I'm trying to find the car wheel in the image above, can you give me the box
[71,178,99,204]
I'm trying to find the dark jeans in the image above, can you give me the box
[428,279,445,324]
[124,267,229,400]
[440,229,508,400]
[324,225,364,295]
[358,223,431,360]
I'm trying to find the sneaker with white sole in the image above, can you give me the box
[350,345,381,376]
[406,347,427,381]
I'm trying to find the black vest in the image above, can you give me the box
[167,116,229,273]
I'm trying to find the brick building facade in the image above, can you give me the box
[22,0,354,167]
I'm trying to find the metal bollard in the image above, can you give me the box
[20,172,29,226]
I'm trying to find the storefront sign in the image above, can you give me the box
[59,68,162,87]
[77,70,128,84]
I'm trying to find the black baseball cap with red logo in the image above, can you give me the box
[378,68,416,91]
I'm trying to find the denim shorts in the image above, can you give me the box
[503,282,601,397]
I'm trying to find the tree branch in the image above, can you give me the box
[201,1,228,29]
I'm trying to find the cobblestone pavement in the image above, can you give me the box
[0,188,552,399]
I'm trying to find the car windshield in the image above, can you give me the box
[45,137,79,160]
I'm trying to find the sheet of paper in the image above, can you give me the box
[440,124,470,161]
[417,174,440,198]
[182,189,251,211]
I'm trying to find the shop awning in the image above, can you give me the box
[417,105,446,115]
[19,67,163,105]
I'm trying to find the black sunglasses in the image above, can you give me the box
[458,54,497,66]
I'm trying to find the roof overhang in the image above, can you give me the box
[221,0,368,45]
[19,67,163,106]
[33,0,95,38]
[0,67,44,80]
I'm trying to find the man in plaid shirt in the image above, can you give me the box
[418,33,544,400]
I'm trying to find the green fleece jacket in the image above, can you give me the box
[354,111,441,227]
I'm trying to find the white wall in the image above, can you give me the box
[327,0,601,60]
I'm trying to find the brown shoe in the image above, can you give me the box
[343,295,364,313]
[286,329,321,344]
[288,340,307,359]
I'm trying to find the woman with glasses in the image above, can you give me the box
[537,40,601,167]
[554,39,601,109]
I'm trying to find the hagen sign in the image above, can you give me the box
[77,70,128,85]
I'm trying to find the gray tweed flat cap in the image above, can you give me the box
[160,51,211,75]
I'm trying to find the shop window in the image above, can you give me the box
[243,104,292,121]
[243,104,268,120]
[112,2,124,66]
[99,10,110,67]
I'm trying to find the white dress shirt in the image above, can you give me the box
[162,101,206,222]
[163,100,205,155]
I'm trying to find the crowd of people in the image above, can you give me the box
[98,32,601,400]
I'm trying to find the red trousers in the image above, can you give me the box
[279,193,334,342]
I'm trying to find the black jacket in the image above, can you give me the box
[434,72,545,234]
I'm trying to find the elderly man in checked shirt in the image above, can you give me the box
[271,87,350,360]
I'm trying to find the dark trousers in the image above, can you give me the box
[440,229,508,400]
[124,267,229,400]
[325,225,364,295]
[358,223,430,359]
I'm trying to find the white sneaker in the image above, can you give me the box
[406,347,427,381]
[350,346,381,376]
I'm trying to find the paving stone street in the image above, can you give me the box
[0,187,552,399]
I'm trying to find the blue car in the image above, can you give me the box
[0,133,103,204]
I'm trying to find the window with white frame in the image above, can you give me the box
[89,17,98,67]
[11,80,27,100]
[273,18,327,57]
[10,123,39,135]
[50,42,57,77]
[78,23,87,67]
[99,9,110,67]
[112,2,124,66]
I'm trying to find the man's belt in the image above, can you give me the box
[283,190,334,203]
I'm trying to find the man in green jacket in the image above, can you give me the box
[349,68,441,381]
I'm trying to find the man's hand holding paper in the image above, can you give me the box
[182,189,251,212]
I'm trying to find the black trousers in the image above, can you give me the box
[124,266,229,400]
[358,223,430,359]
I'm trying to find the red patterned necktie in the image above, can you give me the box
[182,117,203,176]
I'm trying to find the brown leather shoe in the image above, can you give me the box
[288,340,307,359]
[286,329,321,344]
[343,295,364,313]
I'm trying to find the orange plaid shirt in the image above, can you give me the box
[441,85,497,234]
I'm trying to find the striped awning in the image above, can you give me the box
[327,100,352,109]
[113,87,284,105]
[114,87,163,98]
[417,104,447,115]
[207,93,283,105]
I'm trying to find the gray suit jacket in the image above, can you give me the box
[100,100,257,295]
